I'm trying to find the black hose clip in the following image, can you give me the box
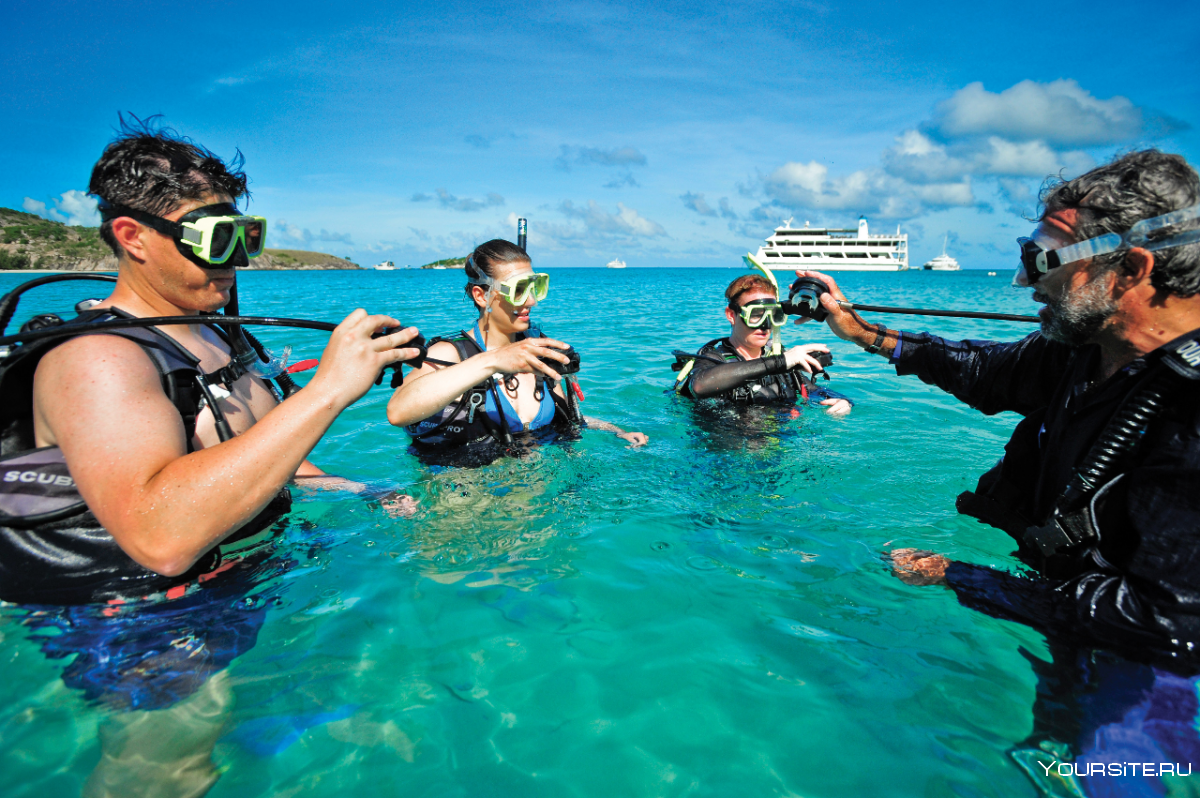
[783,277,831,322]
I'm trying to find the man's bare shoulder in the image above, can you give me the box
[36,333,162,387]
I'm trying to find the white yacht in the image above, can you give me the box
[606,258,627,269]
[373,260,396,270]
[752,217,907,272]
[922,235,961,271]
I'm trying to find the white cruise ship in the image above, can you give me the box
[753,217,908,272]
[606,258,627,269]
[922,235,961,271]
[373,260,396,270]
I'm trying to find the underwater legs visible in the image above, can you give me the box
[83,670,234,798]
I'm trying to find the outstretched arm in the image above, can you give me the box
[582,416,648,447]
[34,311,418,577]
[797,270,1072,416]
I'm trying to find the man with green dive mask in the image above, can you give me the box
[3,122,425,603]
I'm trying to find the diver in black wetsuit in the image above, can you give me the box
[804,150,1200,792]
[386,239,647,466]
[675,273,852,416]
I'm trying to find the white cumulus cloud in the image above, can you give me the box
[931,80,1158,148]
[763,160,976,218]
[23,190,100,226]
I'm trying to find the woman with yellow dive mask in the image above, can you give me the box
[387,239,647,465]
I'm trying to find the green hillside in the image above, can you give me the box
[0,207,358,270]
[0,207,110,269]
[421,257,466,269]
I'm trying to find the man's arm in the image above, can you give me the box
[800,270,1072,416]
[892,332,1071,416]
[897,427,1200,660]
[35,311,418,577]
[684,346,825,399]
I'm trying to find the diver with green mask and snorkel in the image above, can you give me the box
[387,237,648,466]
[672,261,853,416]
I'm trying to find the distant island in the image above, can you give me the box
[0,207,360,271]
[421,257,466,269]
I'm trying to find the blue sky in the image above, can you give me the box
[3,0,1197,269]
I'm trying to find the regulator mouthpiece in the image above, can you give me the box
[785,277,830,322]
[238,342,292,379]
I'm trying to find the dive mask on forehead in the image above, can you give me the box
[466,255,550,305]
[97,200,267,267]
[734,298,788,329]
[1016,203,1200,285]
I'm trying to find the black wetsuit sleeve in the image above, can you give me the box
[945,414,1200,662]
[894,331,1075,416]
[685,354,788,399]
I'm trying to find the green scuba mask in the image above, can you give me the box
[734,299,788,329]
[98,201,267,266]
[469,266,550,306]
[497,272,549,305]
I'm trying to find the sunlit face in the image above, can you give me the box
[133,192,237,313]
[473,259,537,333]
[726,288,778,352]
[1026,220,1118,346]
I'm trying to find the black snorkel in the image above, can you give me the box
[783,276,1040,324]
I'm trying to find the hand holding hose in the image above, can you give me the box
[308,310,422,408]
[784,343,830,374]
[791,271,878,348]
[483,337,572,382]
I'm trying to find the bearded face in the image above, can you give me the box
[1034,269,1118,347]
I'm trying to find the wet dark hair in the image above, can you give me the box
[464,239,531,306]
[88,114,251,257]
[1039,149,1200,296]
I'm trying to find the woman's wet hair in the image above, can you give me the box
[465,239,531,305]
[725,274,777,308]
[1040,149,1200,296]
[88,114,250,258]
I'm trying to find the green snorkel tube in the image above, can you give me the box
[742,254,784,355]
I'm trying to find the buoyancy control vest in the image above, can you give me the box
[956,328,1200,565]
[405,324,581,452]
[0,308,291,605]
[674,337,815,405]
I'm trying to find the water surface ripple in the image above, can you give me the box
[0,269,1048,796]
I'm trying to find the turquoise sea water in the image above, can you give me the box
[0,268,1061,796]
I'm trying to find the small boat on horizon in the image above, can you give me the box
[373,260,396,270]
[606,258,627,269]
[922,235,961,271]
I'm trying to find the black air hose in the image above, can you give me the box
[0,273,118,335]
[1058,370,1179,508]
